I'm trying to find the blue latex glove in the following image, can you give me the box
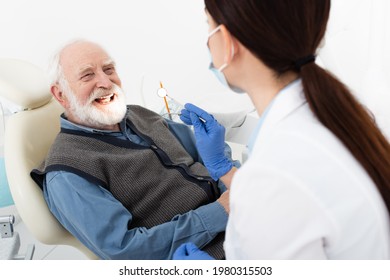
[180,103,233,180]
[173,242,215,260]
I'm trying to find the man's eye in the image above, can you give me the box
[104,68,114,74]
[82,73,93,79]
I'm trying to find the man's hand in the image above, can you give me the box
[217,190,230,214]
[180,103,233,180]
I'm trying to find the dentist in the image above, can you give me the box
[174,0,390,259]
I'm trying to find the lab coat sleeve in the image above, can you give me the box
[225,163,330,259]
[44,170,227,260]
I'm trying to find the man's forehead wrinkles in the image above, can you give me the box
[78,64,94,73]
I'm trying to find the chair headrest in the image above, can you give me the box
[0,58,52,110]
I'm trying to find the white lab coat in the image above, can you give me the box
[224,80,390,259]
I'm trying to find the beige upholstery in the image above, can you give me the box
[0,58,52,110]
[0,58,97,259]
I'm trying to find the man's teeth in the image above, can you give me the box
[96,93,114,104]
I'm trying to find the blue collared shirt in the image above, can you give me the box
[43,114,233,260]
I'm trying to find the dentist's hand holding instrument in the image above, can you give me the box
[180,103,233,181]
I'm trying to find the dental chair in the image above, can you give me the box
[0,58,98,259]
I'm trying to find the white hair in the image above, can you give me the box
[47,39,83,86]
[47,39,113,87]
[65,83,127,128]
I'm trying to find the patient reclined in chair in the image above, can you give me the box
[0,50,256,259]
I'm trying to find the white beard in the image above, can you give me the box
[64,84,127,129]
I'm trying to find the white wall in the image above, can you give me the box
[1,0,389,133]
[320,0,390,137]
[0,0,253,114]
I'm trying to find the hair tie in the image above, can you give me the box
[294,55,316,71]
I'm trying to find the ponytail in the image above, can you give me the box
[301,63,390,212]
[205,0,390,213]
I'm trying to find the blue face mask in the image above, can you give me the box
[207,25,245,94]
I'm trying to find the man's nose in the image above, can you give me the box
[96,73,112,89]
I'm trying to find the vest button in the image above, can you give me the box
[197,176,204,180]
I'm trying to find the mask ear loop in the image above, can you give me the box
[208,25,221,37]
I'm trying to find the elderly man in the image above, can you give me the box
[31,40,236,259]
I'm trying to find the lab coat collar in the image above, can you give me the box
[255,79,306,142]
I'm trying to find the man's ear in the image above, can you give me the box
[51,84,67,107]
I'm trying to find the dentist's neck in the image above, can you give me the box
[246,70,298,116]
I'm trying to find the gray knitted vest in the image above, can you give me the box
[31,105,225,259]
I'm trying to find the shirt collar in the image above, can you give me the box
[60,114,127,135]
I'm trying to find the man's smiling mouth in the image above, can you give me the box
[95,93,116,104]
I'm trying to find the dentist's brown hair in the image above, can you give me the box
[205,0,390,212]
